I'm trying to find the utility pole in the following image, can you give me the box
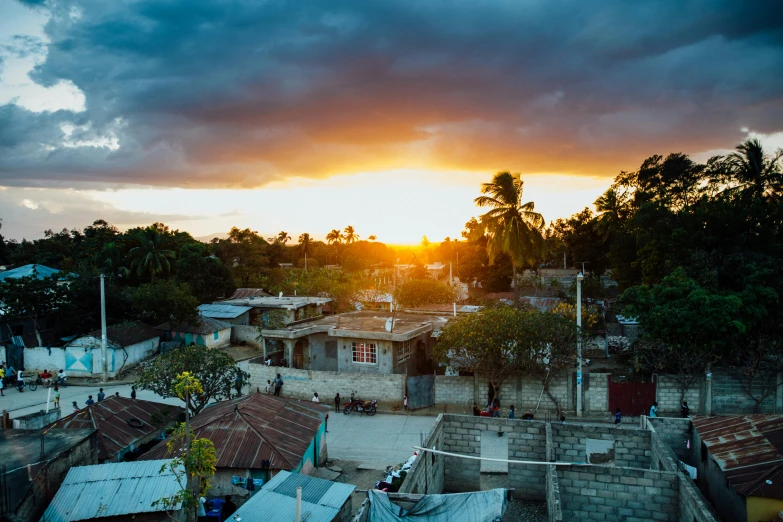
[576,272,583,417]
[100,274,108,383]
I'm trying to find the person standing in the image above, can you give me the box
[311,392,320,403]
[0,374,4,396]
[53,386,60,408]
[131,386,137,399]
[85,395,95,406]
[266,380,271,394]
[72,401,79,413]
[472,402,481,416]
[614,408,622,425]
[649,402,658,418]
[334,392,341,412]
[197,496,207,522]
[97,388,105,402]
[16,368,25,392]
[404,395,408,413]
[274,374,283,396]
[508,405,516,419]
[681,401,690,418]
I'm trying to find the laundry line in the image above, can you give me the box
[412,446,592,467]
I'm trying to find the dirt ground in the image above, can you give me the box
[327,459,388,517]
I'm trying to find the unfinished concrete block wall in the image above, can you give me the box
[655,375,702,415]
[710,369,777,414]
[584,373,609,414]
[557,467,679,522]
[247,363,405,404]
[439,415,548,499]
[398,414,446,496]
[649,417,693,461]
[551,424,651,468]
[434,376,474,409]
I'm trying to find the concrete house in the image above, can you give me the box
[257,311,447,374]
[156,315,231,348]
[218,295,332,326]
[692,415,783,522]
[40,460,186,522]
[64,321,160,377]
[45,396,184,463]
[140,394,329,505]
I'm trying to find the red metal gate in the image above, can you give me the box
[607,376,656,416]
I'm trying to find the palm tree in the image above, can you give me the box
[128,228,175,281]
[475,171,545,291]
[298,233,311,271]
[100,242,130,280]
[277,231,292,244]
[326,229,343,245]
[343,226,359,244]
[593,187,628,240]
[725,138,783,199]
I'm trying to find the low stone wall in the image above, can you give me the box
[247,362,405,406]
[551,423,651,469]
[557,467,679,522]
[398,414,446,495]
[655,375,702,415]
[710,369,778,414]
[649,417,692,462]
[232,325,263,347]
[12,409,61,429]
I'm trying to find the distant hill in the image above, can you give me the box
[195,232,229,242]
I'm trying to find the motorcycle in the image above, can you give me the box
[343,391,377,416]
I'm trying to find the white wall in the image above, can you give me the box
[21,346,66,372]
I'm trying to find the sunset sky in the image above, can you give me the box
[1,0,782,244]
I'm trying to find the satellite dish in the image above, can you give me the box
[385,318,394,332]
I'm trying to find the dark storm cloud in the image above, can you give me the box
[1,0,782,187]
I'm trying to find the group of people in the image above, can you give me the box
[0,365,68,395]
[647,400,690,419]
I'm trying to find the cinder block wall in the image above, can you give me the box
[247,363,405,405]
[398,414,446,495]
[551,424,651,469]
[557,467,679,522]
[649,417,692,462]
[710,370,777,414]
[656,375,702,415]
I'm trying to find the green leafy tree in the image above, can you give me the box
[175,244,235,301]
[475,171,545,291]
[0,270,70,346]
[394,279,456,308]
[131,280,199,326]
[129,227,176,281]
[99,242,130,280]
[137,346,249,416]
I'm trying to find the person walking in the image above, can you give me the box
[53,386,60,408]
[334,392,341,412]
[97,388,105,402]
[274,374,283,396]
[131,386,137,399]
[681,401,690,418]
[649,402,658,418]
[614,408,622,425]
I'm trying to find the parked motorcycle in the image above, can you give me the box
[343,391,377,416]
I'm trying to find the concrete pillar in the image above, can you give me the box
[704,370,713,416]
[282,339,295,368]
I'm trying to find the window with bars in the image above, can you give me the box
[352,342,377,364]
[398,340,412,363]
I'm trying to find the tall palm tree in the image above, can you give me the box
[100,242,130,280]
[593,187,628,240]
[475,171,545,291]
[298,233,311,271]
[725,138,783,199]
[128,228,175,281]
[343,226,359,244]
[277,231,292,244]
[326,229,343,245]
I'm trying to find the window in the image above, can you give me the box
[352,342,377,364]
[398,340,412,363]
[213,331,219,341]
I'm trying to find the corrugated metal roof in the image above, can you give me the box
[228,288,273,299]
[156,316,232,335]
[693,415,783,498]
[230,471,354,522]
[40,460,183,522]
[0,263,61,281]
[140,394,327,471]
[198,303,253,319]
[84,321,160,348]
[46,396,183,461]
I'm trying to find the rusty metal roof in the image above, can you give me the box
[692,415,783,498]
[139,394,327,470]
[46,396,184,461]
[84,321,160,348]
[228,288,272,299]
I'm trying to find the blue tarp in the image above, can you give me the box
[367,488,508,522]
